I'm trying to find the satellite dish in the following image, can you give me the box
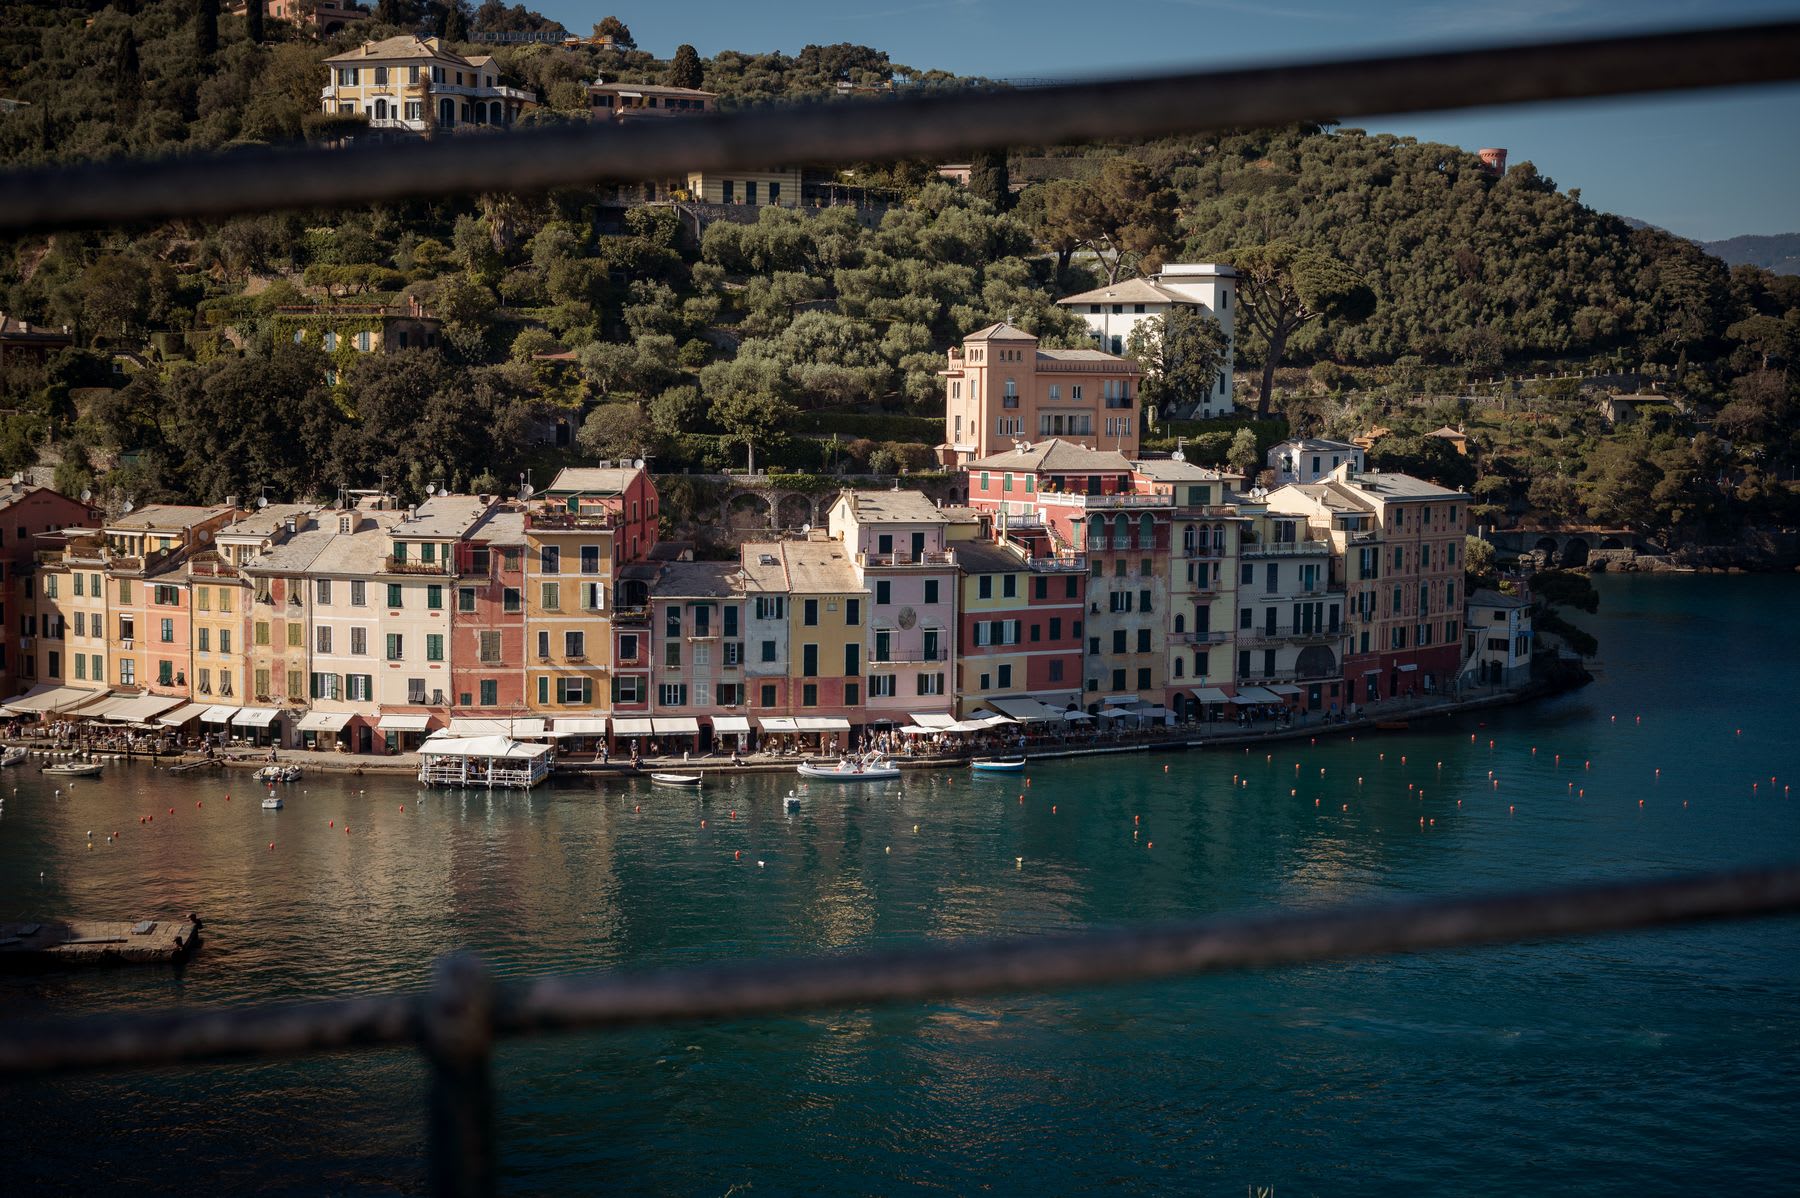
[122,499,135,514]
[10,472,21,484]
[80,489,92,502]
[425,483,437,496]
[1171,450,1186,462]
[256,496,269,509]
[801,523,811,534]
[519,483,535,501]
[633,458,645,469]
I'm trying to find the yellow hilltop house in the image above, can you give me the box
[322,36,536,135]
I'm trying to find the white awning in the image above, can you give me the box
[978,713,1016,727]
[758,716,797,732]
[1102,694,1141,706]
[613,717,655,736]
[198,704,241,723]
[108,694,184,723]
[945,719,991,732]
[378,713,433,732]
[233,707,283,728]
[911,712,958,729]
[898,724,939,736]
[419,735,551,761]
[712,716,751,733]
[296,711,355,733]
[1192,687,1232,703]
[987,696,1058,723]
[76,693,132,719]
[794,716,852,732]
[1139,706,1171,720]
[1397,663,1419,672]
[4,684,108,714]
[158,701,213,726]
[1232,686,1282,703]
[553,718,610,735]
[1062,711,1094,721]
[1363,668,1383,675]
[1097,707,1135,718]
[1267,684,1304,696]
[653,717,700,735]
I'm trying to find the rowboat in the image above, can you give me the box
[0,746,27,767]
[42,762,103,778]
[970,758,1027,773]
[651,772,703,787]
[261,793,284,810]
[796,758,902,782]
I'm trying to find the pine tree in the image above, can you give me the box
[668,44,703,90]
[441,1,467,43]
[195,0,218,60]
[378,0,403,24]
[967,149,1012,211]
[246,0,263,43]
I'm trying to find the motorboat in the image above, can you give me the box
[42,762,103,778]
[0,746,27,767]
[796,757,902,782]
[783,790,801,810]
[651,773,703,788]
[970,758,1027,773]
[261,792,284,810]
[255,765,302,783]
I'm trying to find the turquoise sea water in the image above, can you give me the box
[1,574,1797,1195]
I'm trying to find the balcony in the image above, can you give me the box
[1238,625,1345,647]
[1241,539,1331,558]
[1025,555,1087,573]
[1055,492,1170,510]
[859,549,956,567]
[526,510,620,531]
[612,606,650,625]
[870,648,948,664]
[187,558,240,578]
[1170,630,1229,645]
[384,556,452,575]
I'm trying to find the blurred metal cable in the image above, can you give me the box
[0,20,1798,234]
[1,864,1796,1076]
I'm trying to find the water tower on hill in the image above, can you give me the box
[1477,147,1508,177]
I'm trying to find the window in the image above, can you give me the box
[1112,629,1127,654]
[350,580,366,607]
[427,585,443,610]
[219,629,232,654]
[479,680,498,706]
[581,545,601,574]
[924,579,939,605]
[540,546,560,574]
[386,633,404,661]
[760,639,777,663]
[997,664,1013,689]
[459,587,477,613]
[159,618,174,643]
[198,627,210,653]
[503,588,521,614]
[316,579,332,605]
[664,640,681,668]
[255,621,270,646]
[870,674,896,698]
[803,599,818,626]
[916,672,944,696]
[387,583,404,608]
[426,634,444,662]
[563,679,592,705]
[316,626,332,654]
[541,583,560,610]
[659,682,687,707]
[845,598,860,625]
[581,582,604,611]
[349,626,367,655]
[479,632,501,663]
[844,644,860,676]
[346,674,372,702]
[802,644,818,677]
[724,606,738,638]
[564,631,584,659]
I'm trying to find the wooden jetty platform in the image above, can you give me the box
[0,915,202,971]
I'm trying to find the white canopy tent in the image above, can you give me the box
[296,711,355,734]
[417,735,552,789]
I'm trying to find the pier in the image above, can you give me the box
[0,916,202,971]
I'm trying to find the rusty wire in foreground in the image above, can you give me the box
[2,864,1797,1078]
[1,20,1799,235]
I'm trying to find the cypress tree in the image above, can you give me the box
[967,149,1013,211]
[441,2,467,43]
[115,29,141,111]
[246,0,263,43]
[195,0,218,60]
[378,0,404,24]
[668,44,703,90]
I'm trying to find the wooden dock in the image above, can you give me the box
[0,915,202,971]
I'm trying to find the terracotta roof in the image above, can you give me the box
[544,467,641,496]
[970,439,1132,473]
[963,321,1038,342]
[325,36,470,67]
[954,540,1030,573]
[1056,277,1190,306]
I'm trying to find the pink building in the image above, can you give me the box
[449,504,527,716]
[940,321,1143,466]
[825,490,962,725]
[645,560,747,753]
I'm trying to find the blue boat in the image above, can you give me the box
[969,758,1027,773]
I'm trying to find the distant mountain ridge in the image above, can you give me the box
[1701,233,1800,276]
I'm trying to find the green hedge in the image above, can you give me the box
[796,411,944,441]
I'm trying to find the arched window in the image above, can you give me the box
[1173,613,1185,634]
[438,98,456,127]
[1085,519,1102,549]
[1173,658,1185,678]
[1183,524,1197,553]
[1139,513,1155,550]
[1112,514,1128,550]
[373,99,388,121]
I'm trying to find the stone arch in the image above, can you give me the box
[438,97,456,128]
[777,493,813,529]
[1534,536,1560,564]
[1600,535,1624,550]
[1296,645,1338,678]
[727,493,772,532]
[1562,536,1590,567]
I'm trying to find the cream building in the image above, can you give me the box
[1057,264,1237,418]
[321,36,535,134]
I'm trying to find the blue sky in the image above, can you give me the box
[535,0,1800,241]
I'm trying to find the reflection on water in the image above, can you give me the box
[2,575,1799,1194]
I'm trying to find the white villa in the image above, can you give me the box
[321,36,535,135]
[1057,263,1237,418]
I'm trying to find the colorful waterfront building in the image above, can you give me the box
[825,490,960,728]
[1130,458,1244,718]
[199,505,319,741]
[741,533,865,745]
[29,529,110,701]
[1267,464,1471,703]
[1232,509,1347,714]
[1,483,102,698]
[523,466,660,717]
[377,495,491,747]
[739,540,792,735]
[645,559,747,753]
[950,536,1087,720]
[940,321,1144,466]
[102,505,237,701]
[448,504,528,716]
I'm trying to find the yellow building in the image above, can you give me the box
[765,533,866,737]
[322,36,535,134]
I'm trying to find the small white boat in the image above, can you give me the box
[255,765,302,783]
[783,790,801,810]
[261,793,284,810]
[43,762,103,778]
[651,772,703,787]
[796,757,902,782]
[0,746,27,767]
[970,758,1027,773]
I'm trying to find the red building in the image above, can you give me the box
[953,537,1086,718]
[448,504,527,716]
[1,483,105,700]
